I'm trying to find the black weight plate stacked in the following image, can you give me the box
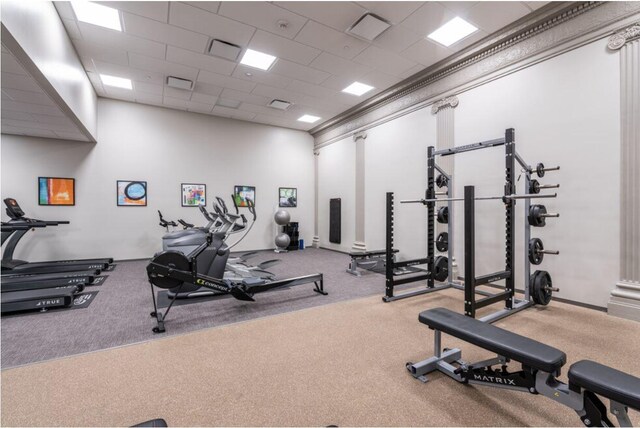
[433,256,448,281]
[436,232,448,252]
[529,179,540,194]
[528,204,547,227]
[536,162,546,177]
[436,174,448,188]
[529,270,552,305]
[529,238,544,265]
[437,206,448,224]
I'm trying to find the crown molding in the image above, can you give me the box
[311,1,640,148]
[608,22,640,49]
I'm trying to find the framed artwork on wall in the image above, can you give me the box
[38,177,75,206]
[233,185,255,207]
[279,187,297,207]
[181,183,206,207]
[117,180,147,206]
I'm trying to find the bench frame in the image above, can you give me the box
[408,328,634,427]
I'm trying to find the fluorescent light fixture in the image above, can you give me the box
[342,82,374,96]
[298,114,320,123]
[427,17,477,47]
[100,74,132,89]
[239,49,277,71]
[71,1,122,31]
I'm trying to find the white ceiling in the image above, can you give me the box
[1,44,89,141]
[39,1,548,132]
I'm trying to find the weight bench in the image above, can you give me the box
[346,249,398,276]
[407,308,640,427]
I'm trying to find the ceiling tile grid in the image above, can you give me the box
[49,1,544,131]
[1,45,89,141]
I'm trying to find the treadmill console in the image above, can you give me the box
[4,198,25,219]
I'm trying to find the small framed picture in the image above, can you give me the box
[38,177,75,206]
[181,183,206,207]
[233,185,255,207]
[117,180,147,206]
[279,187,297,207]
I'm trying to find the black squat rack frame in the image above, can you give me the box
[384,128,560,323]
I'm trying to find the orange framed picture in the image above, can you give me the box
[38,177,75,206]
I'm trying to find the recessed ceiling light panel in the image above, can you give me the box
[298,114,321,123]
[100,74,132,89]
[268,99,292,111]
[166,76,194,91]
[240,49,277,71]
[427,17,478,47]
[208,39,242,61]
[342,82,374,96]
[347,13,391,41]
[71,1,122,31]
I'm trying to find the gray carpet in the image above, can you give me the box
[1,248,417,368]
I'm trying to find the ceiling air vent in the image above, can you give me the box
[216,98,242,109]
[268,99,292,111]
[347,13,391,41]
[208,39,242,61]
[166,76,193,91]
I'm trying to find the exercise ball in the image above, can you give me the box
[274,210,291,225]
[275,233,291,249]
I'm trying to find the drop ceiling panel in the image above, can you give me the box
[56,1,543,131]
[169,2,255,46]
[95,1,170,23]
[269,59,331,85]
[274,1,366,32]
[217,2,308,40]
[78,22,166,59]
[461,1,531,34]
[294,20,369,60]
[356,2,422,24]
[248,30,321,66]
[122,12,209,52]
[353,45,417,77]
[231,64,292,89]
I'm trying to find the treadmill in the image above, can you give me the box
[1,198,114,274]
[1,223,96,292]
[1,284,83,314]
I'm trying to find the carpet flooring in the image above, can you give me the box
[2,288,639,427]
[1,248,417,368]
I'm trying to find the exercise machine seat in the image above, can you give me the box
[568,360,640,410]
[131,418,168,427]
[419,308,566,373]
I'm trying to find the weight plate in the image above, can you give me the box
[530,270,552,305]
[436,174,448,188]
[528,204,547,227]
[436,232,448,252]
[437,206,449,224]
[529,179,540,194]
[147,250,190,289]
[528,237,544,265]
[536,162,545,178]
[434,256,448,282]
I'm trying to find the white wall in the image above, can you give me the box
[454,37,620,307]
[363,109,437,260]
[1,0,97,139]
[1,98,315,261]
[317,136,356,252]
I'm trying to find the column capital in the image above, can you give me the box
[607,22,640,50]
[353,131,367,142]
[431,95,459,114]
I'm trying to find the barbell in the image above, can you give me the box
[401,192,557,205]
[528,237,559,265]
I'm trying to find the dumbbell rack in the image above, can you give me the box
[384,128,559,323]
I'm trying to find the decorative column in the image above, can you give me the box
[312,150,320,248]
[607,23,640,321]
[432,96,459,277]
[353,131,367,251]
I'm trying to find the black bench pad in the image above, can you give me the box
[419,308,566,373]
[349,249,398,257]
[569,360,640,410]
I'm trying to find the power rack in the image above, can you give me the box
[383,128,560,323]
